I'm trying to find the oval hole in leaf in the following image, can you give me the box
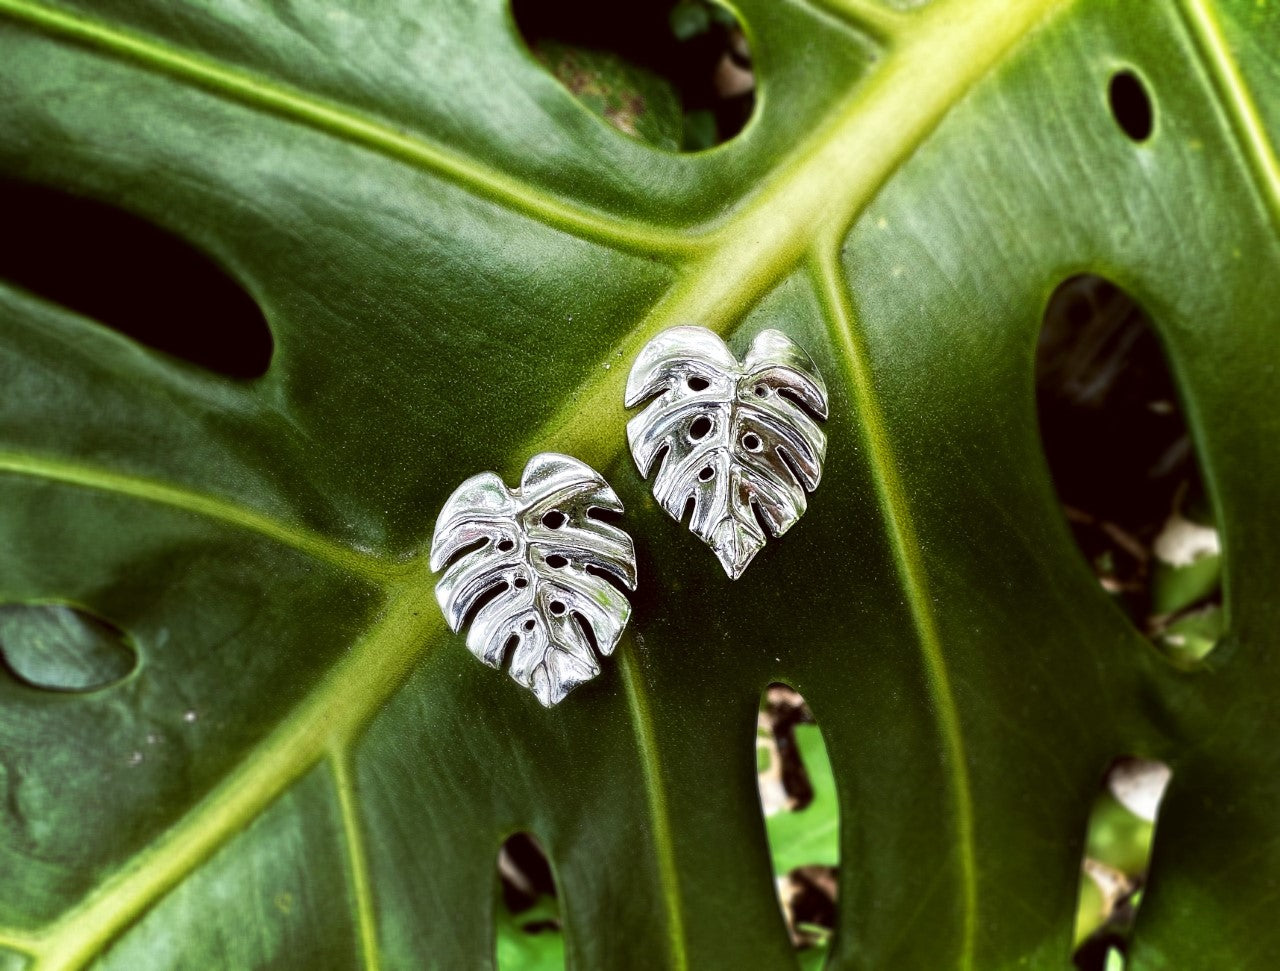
[0,179,273,379]
[512,0,755,151]
[0,603,137,692]
[496,832,566,969]
[1108,70,1154,143]
[757,683,838,961]
[1036,276,1222,665]
[1072,757,1171,969]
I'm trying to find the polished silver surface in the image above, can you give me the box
[430,453,638,707]
[625,326,828,578]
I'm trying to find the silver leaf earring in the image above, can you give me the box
[625,326,829,578]
[430,453,638,707]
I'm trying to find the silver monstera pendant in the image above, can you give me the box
[625,326,829,578]
[430,453,638,707]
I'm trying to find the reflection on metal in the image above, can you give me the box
[626,326,829,578]
[431,453,638,707]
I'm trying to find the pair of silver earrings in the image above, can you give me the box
[429,326,830,707]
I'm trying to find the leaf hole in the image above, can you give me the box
[750,497,774,538]
[585,563,634,596]
[585,504,624,525]
[549,600,567,616]
[698,466,714,481]
[0,603,137,692]
[496,833,565,967]
[462,582,508,631]
[757,684,839,959]
[651,442,674,479]
[689,415,713,441]
[1073,757,1171,969]
[514,576,529,589]
[545,554,569,569]
[1037,276,1222,665]
[541,510,567,530]
[573,611,601,657]
[523,618,537,632]
[0,179,273,378]
[440,537,489,570]
[687,375,710,391]
[776,385,825,421]
[754,384,770,398]
[512,0,755,151]
[1108,70,1154,143]
[502,634,522,666]
[742,432,762,452]
[681,494,697,525]
[497,538,517,553]
[776,445,811,493]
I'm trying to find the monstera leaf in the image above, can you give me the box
[0,0,1278,969]
[625,327,828,578]
[430,452,637,707]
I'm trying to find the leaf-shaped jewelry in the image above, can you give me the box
[625,326,829,579]
[430,453,638,707]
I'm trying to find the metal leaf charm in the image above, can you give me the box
[625,326,829,579]
[430,453,638,707]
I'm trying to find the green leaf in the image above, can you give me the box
[0,0,1277,968]
[1085,793,1155,879]
[1150,554,1220,617]
[766,724,840,875]
[495,897,565,971]
[1154,605,1225,666]
[1150,509,1221,616]
[681,110,720,153]
[797,942,830,971]
[533,40,684,151]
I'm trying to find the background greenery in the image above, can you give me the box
[0,0,1277,968]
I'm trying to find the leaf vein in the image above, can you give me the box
[34,590,440,970]
[1176,0,1280,238]
[0,0,697,260]
[332,751,381,971]
[811,246,978,970]
[618,647,689,971]
[801,0,911,42]
[0,451,402,582]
